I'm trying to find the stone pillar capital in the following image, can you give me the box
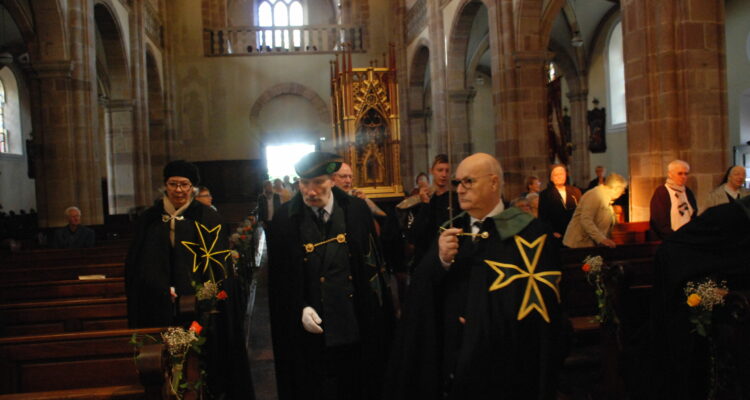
[448,88,477,103]
[512,51,554,68]
[108,98,136,111]
[566,91,589,102]
[31,60,74,79]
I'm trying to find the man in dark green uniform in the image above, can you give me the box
[268,152,393,400]
[385,153,565,399]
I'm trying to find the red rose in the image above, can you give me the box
[240,235,247,240]
[189,321,203,335]
[581,263,591,273]
[216,290,228,300]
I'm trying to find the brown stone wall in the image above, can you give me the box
[622,0,728,220]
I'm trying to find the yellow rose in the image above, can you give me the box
[687,293,702,307]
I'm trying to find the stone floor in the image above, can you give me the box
[248,267,278,400]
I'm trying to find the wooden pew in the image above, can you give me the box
[1,241,130,268]
[0,297,128,337]
[3,263,124,283]
[559,241,660,399]
[0,328,163,398]
[0,278,125,303]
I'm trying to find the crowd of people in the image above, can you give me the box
[21,152,747,399]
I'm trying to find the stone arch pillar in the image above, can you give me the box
[406,42,432,178]
[621,0,728,220]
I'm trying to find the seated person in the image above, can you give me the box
[563,173,627,248]
[52,206,95,248]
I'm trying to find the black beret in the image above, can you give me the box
[294,152,344,179]
[163,160,200,185]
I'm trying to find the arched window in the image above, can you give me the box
[607,20,626,128]
[0,67,23,155]
[0,79,6,153]
[257,0,304,49]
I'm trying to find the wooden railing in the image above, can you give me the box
[204,24,365,56]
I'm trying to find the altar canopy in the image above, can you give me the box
[330,44,403,198]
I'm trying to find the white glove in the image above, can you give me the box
[301,306,324,334]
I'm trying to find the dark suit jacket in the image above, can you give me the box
[257,192,281,225]
[649,185,698,240]
[538,185,582,236]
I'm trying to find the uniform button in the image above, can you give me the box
[347,275,352,281]
[303,257,308,262]
[348,294,353,298]
[320,277,325,283]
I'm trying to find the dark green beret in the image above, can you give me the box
[295,152,344,179]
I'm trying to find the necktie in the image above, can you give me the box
[318,208,328,223]
[472,221,483,242]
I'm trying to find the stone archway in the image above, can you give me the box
[445,0,493,161]
[94,2,136,215]
[407,40,432,178]
[146,49,167,193]
[249,82,330,125]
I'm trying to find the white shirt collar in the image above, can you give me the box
[311,192,335,216]
[469,199,506,228]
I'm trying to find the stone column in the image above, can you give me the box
[426,0,448,156]
[107,99,138,214]
[447,88,476,161]
[567,90,590,187]
[622,0,728,220]
[494,50,551,198]
[130,0,154,207]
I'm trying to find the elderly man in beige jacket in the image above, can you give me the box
[563,173,628,248]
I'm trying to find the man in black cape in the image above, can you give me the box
[643,196,750,399]
[267,152,394,400]
[125,160,253,399]
[385,153,565,400]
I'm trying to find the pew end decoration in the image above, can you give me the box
[581,255,624,327]
[684,278,728,337]
[229,216,263,294]
[684,278,731,399]
[130,323,206,399]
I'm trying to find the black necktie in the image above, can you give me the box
[473,221,483,243]
[318,208,327,222]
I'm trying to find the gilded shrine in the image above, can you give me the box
[330,45,403,198]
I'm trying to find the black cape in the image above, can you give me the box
[645,197,750,399]
[124,198,254,399]
[267,187,394,400]
[385,208,565,400]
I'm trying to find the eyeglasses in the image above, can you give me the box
[450,174,493,189]
[166,181,192,190]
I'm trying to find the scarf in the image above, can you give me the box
[162,196,192,246]
[665,178,693,231]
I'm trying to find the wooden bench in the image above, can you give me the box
[0,278,125,303]
[0,297,128,337]
[0,328,163,397]
[4,263,124,283]
[2,243,130,268]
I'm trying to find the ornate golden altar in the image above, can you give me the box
[330,44,403,198]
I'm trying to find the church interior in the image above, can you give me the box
[1,0,749,399]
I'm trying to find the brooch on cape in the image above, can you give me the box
[304,233,347,253]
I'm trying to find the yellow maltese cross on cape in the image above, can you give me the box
[484,234,561,323]
[181,222,231,281]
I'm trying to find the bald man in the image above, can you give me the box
[385,153,564,400]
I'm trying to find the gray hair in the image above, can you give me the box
[667,159,690,174]
[604,173,627,188]
[64,206,81,217]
